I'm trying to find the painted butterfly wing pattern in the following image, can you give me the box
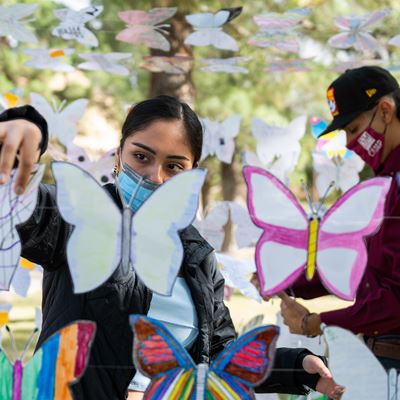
[243,166,391,300]
[0,165,44,291]
[0,321,96,400]
[131,315,279,400]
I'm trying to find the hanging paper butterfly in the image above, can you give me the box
[116,7,176,51]
[323,325,399,399]
[328,9,390,53]
[243,166,391,300]
[216,253,262,303]
[140,55,193,75]
[52,5,103,47]
[200,57,249,74]
[77,52,131,75]
[0,3,38,44]
[265,58,310,73]
[52,162,206,294]
[0,165,45,291]
[10,258,42,298]
[23,48,75,72]
[200,115,241,164]
[30,93,88,147]
[313,152,364,198]
[185,7,242,51]
[131,314,279,400]
[193,202,230,252]
[228,201,262,249]
[65,144,116,185]
[0,321,96,400]
[0,89,23,112]
[251,115,307,166]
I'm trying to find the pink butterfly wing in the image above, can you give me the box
[116,26,170,51]
[118,8,176,26]
[243,166,309,296]
[318,177,391,300]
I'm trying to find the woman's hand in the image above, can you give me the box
[0,119,42,194]
[302,355,345,399]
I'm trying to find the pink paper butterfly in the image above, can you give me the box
[116,7,177,51]
[243,166,391,300]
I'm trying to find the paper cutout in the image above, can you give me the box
[30,93,87,147]
[131,314,279,399]
[193,202,229,252]
[228,201,262,249]
[0,321,96,400]
[0,89,23,112]
[249,9,310,53]
[313,152,364,197]
[216,253,262,303]
[140,55,193,75]
[0,3,38,44]
[251,115,306,168]
[10,258,40,297]
[65,144,116,185]
[0,304,12,327]
[328,9,390,53]
[77,52,131,75]
[185,7,242,51]
[200,57,249,74]
[52,5,103,47]
[23,48,75,72]
[200,115,241,163]
[116,7,177,51]
[0,165,44,291]
[243,166,391,300]
[323,325,399,399]
[52,162,206,294]
[265,58,310,73]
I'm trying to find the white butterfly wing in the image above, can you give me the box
[185,11,230,29]
[133,169,206,295]
[324,326,388,399]
[184,29,217,47]
[29,93,57,139]
[336,156,364,193]
[52,162,121,293]
[211,31,239,51]
[313,152,336,197]
[215,115,240,163]
[10,263,30,297]
[57,99,88,146]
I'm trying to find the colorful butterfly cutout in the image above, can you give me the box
[243,166,391,300]
[30,93,88,147]
[23,48,75,72]
[52,162,206,294]
[200,115,241,164]
[52,5,103,47]
[131,314,279,400]
[77,52,131,75]
[116,7,177,51]
[200,57,249,74]
[323,325,399,399]
[0,3,38,45]
[328,9,390,53]
[193,202,229,252]
[185,7,242,51]
[216,253,262,303]
[0,165,44,291]
[0,321,96,400]
[140,55,193,75]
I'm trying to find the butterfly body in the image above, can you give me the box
[132,315,279,400]
[121,207,134,276]
[306,217,319,280]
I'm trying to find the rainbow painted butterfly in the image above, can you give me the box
[131,315,279,399]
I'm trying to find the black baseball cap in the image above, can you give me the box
[320,66,399,136]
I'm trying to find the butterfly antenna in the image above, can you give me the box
[21,328,39,363]
[5,325,18,362]
[316,181,334,215]
[301,179,315,215]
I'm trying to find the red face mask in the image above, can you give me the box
[346,109,385,173]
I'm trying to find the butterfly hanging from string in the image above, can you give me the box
[23,48,75,72]
[77,52,131,75]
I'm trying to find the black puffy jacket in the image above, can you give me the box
[6,106,321,399]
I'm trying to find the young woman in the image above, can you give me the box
[0,96,343,399]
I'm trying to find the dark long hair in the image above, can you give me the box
[121,96,203,166]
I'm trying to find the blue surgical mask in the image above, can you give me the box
[116,163,160,212]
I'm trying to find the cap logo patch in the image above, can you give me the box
[365,88,377,98]
[327,88,339,117]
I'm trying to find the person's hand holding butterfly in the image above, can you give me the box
[0,119,42,194]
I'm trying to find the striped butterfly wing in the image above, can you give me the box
[207,325,280,400]
[21,321,96,399]
[131,315,196,399]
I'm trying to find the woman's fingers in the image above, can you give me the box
[0,127,23,186]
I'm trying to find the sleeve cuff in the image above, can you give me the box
[0,105,48,155]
